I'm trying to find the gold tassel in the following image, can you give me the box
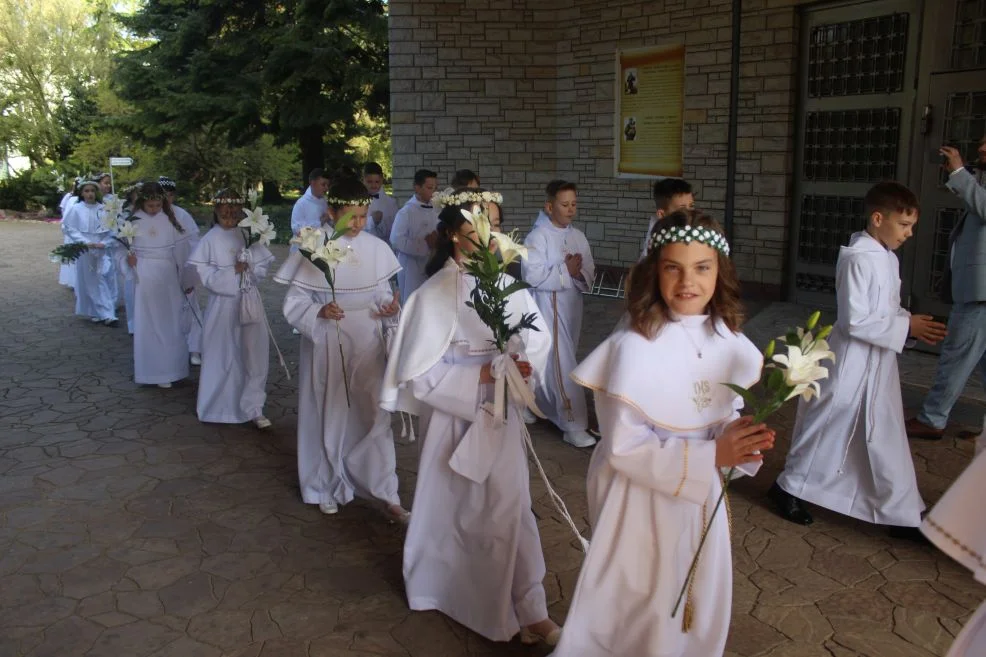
[682,597,694,633]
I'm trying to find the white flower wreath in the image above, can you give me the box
[433,188,504,209]
[326,196,373,207]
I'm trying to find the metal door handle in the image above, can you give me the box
[920,104,932,135]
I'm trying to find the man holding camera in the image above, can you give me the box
[907,137,986,440]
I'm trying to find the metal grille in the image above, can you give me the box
[808,14,909,98]
[795,272,838,295]
[928,207,964,298]
[797,195,866,265]
[952,0,986,69]
[943,91,986,171]
[803,108,901,181]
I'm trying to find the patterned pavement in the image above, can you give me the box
[1,218,985,657]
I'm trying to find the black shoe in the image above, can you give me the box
[103,318,119,328]
[768,482,814,525]
[888,525,931,545]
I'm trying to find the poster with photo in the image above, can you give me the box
[615,44,685,178]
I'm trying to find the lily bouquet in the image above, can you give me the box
[291,214,354,405]
[238,190,276,250]
[672,311,835,629]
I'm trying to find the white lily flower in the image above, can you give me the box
[461,207,491,246]
[491,230,529,265]
[290,226,324,253]
[311,240,350,269]
[117,221,137,241]
[239,206,270,233]
[773,345,831,401]
[256,224,276,247]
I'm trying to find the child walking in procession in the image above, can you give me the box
[290,168,330,252]
[363,162,400,243]
[523,181,596,447]
[642,178,695,260]
[119,183,141,335]
[58,178,82,290]
[552,209,774,657]
[381,199,562,647]
[62,180,119,326]
[769,182,947,539]
[188,189,275,429]
[275,176,409,521]
[119,181,197,388]
[390,168,439,305]
[160,176,204,365]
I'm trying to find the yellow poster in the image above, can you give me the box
[616,44,685,178]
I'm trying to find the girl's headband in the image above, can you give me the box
[647,224,731,257]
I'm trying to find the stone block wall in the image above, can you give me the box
[389,0,816,294]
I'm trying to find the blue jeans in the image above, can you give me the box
[917,302,986,429]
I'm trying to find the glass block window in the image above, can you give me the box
[796,195,866,265]
[928,207,963,298]
[803,108,901,182]
[952,0,986,70]
[808,13,909,97]
[940,91,986,185]
[795,272,838,295]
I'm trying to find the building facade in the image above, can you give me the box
[388,0,985,312]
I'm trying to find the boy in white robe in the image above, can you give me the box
[362,161,399,243]
[770,182,947,539]
[188,189,275,428]
[523,181,596,448]
[552,209,774,657]
[160,176,204,365]
[62,180,119,326]
[381,201,562,646]
[289,168,330,253]
[117,182,196,388]
[641,178,695,260]
[922,449,986,656]
[276,176,408,521]
[390,168,439,305]
[530,180,565,231]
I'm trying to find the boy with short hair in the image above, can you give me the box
[769,181,947,540]
[532,179,566,230]
[390,168,440,304]
[450,169,480,189]
[363,162,400,243]
[291,168,330,253]
[523,181,596,448]
[642,178,695,259]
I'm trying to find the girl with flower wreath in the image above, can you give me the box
[187,189,276,428]
[550,209,775,657]
[274,175,409,521]
[380,196,563,647]
[117,181,196,388]
[62,179,119,326]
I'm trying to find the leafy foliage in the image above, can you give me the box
[50,241,90,263]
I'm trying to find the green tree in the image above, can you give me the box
[113,0,389,191]
[0,0,118,166]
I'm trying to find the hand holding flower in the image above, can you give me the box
[235,261,249,274]
[318,302,345,321]
[715,417,775,468]
[127,253,137,267]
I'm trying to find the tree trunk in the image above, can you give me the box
[298,126,325,191]
[261,180,283,204]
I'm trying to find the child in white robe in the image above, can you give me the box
[551,209,774,657]
[362,162,400,243]
[922,449,986,656]
[390,168,439,305]
[641,178,695,261]
[62,180,119,326]
[276,176,408,521]
[160,176,204,364]
[58,180,81,289]
[289,168,330,253]
[119,184,141,334]
[188,189,275,428]
[769,182,947,539]
[381,201,562,646]
[523,181,596,448]
[118,182,196,388]
[530,179,566,231]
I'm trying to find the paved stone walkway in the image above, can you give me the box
[2,219,985,657]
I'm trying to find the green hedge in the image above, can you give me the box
[0,170,63,213]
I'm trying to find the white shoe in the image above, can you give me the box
[157,383,172,389]
[190,353,202,366]
[521,408,537,425]
[319,502,338,515]
[563,430,596,448]
[253,416,272,429]
[90,317,102,323]
[292,328,301,335]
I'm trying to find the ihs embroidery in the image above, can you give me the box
[692,380,712,413]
